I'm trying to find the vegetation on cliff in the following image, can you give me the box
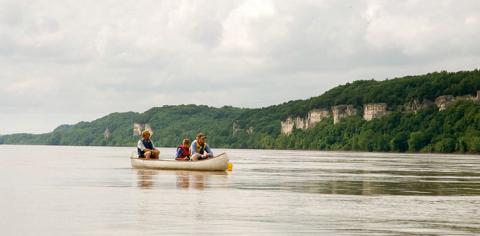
[1,70,480,153]
[272,101,480,153]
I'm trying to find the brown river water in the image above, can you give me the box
[0,145,479,235]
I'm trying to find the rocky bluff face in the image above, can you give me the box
[280,91,480,135]
[363,103,388,121]
[281,109,331,135]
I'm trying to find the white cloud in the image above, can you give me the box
[0,0,479,134]
[364,0,480,57]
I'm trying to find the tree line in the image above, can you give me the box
[1,70,480,153]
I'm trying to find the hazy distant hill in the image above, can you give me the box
[2,70,480,153]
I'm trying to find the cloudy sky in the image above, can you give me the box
[1,0,480,134]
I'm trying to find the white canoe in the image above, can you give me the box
[130,153,229,171]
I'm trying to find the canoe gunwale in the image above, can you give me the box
[131,153,229,171]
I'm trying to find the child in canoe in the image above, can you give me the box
[175,138,191,161]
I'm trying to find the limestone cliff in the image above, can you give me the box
[435,94,477,111]
[281,109,331,135]
[401,99,434,113]
[280,90,480,135]
[435,95,455,111]
[280,117,294,135]
[232,121,241,136]
[363,103,388,121]
[104,128,110,140]
[306,109,331,128]
[232,121,255,135]
[133,123,152,136]
[332,105,357,124]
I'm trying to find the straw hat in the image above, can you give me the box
[142,130,151,137]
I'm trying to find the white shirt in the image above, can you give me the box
[137,139,155,151]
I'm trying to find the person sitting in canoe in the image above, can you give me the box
[190,133,213,161]
[137,130,160,159]
[175,138,191,161]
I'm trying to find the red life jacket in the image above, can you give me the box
[176,145,190,160]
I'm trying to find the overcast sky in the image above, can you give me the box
[1,0,480,134]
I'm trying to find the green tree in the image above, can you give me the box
[408,131,431,152]
[390,132,409,152]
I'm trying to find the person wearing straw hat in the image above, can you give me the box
[190,133,213,161]
[137,130,160,159]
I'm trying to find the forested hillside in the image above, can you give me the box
[1,105,245,148]
[2,70,480,153]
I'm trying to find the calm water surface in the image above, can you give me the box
[0,145,479,235]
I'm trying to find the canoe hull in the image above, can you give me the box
[131,153,229,171]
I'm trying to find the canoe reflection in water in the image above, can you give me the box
[136,169,229,190]
[176,171,228,190]
[136,169,157,188]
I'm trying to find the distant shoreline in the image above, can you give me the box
[1,143,479,156]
